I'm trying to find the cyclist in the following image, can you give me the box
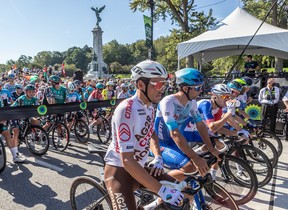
[43,75,67,146]
[153,68,220,182]
[0,96,26,163]
[87,82,104,132]
[0,81,14,106]
[11,84,24,101]
[104,60,184,209]
[4,73,16,93]
[117,83,129,99]
[127,83,136,97]
[102,81,115,100]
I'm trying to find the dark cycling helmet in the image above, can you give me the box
[241,77,254,86]
[73,80,81,87]
[15,84,23,89]
[227,81,244,92]
[175,68,203,86]
[49,75,61,84]
[8,74,15,79]
[24,84,36,91]
[96,83,104,89]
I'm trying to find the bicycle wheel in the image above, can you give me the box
[25,125,50,156]
[228,145,273,187]
[97,118,111,144]
[249,138,278,168]
[203,182,239,210]
[74,119,90,143]
[70,177,112,210]
[0,138,6,173]
[52,122,70,152]
[217,155,258,205]
[261,131,283,157]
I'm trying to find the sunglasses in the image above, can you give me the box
[149,81,167,91]
[187,84,203,92]
[220,95,230,100]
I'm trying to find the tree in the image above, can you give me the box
[103,40,132,66]
[242,0,288,72]
[128,40,148,64]
[130,0,216,68]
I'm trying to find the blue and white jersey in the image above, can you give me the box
[154,95,202,146]
[0,89,13,106]
[236,93,248,110]
[66,92,81,103]
[3,83,15,93]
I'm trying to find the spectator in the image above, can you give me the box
[244,55,260,78]
[73,69,83,82]
[258,78,280,132]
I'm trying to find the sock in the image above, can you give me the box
[10,147,18,158]
[210,168,217,180]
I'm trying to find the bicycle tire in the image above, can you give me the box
[204,182,239,210]
[70,177,113,210]
[52,122,70,152]
[250,138,278,168]
[219,155,258,205]
[0,137,6,173]
[74,119,90,143]
[228,145,273,187]
[97,118,111,144]
[262,131,283,157]
[25,125,50,156]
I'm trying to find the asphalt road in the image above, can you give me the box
[0,134,287,210]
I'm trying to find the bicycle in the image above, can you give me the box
[90,108,111,144]
[70,143,239,210]
[0,135,7,173]
[42,114,70,152]
[65,111,90,144]
[11,118,49,156]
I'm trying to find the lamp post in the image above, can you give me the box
[147,0,154,60]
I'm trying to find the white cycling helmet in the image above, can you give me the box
[68,82,76,91]
[211,84,231,95]
[131,60,168,81]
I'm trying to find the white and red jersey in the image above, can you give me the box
[104,94,155,167]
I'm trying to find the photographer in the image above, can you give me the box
[258,78,280,132]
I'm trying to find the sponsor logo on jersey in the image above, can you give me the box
[118,123,131,141]
[125,99,134,119]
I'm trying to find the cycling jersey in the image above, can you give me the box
[197,99,222,125]
[104,94,155,167]
[117,91,130,99]
[153,95,203,169]
[44,86,67,104]
[11,95,38,107]
[66,92,81,103]
[128,89,136,97]
[102,89,115,100]
[88,89,103,102]
[3,83,15,93]
[0,89,13,106]
[12,91,24,101]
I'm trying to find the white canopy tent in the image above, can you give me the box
[177,7,288,65]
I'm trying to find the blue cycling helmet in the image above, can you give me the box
[87,86,94,93]
[96,83,104,89]
[227,81,244,92]
[175,68,203,86]
[15,84,23,89]
[8,74,15,79]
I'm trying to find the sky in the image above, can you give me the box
[0,0,242,64]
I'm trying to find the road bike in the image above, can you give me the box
[70,143,239,210]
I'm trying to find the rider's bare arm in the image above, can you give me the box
[150,131,162,157]
[207,112,232,133]
[121,152,162,194]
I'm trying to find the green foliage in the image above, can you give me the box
[103,40,132,66]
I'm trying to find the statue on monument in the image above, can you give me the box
[91,5,105,26]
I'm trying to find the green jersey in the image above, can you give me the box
[45,86,67,104]
[11,95,38,107]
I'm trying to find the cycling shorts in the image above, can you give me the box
[104,164,175,210]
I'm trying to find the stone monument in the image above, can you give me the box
[85,5,108,79]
